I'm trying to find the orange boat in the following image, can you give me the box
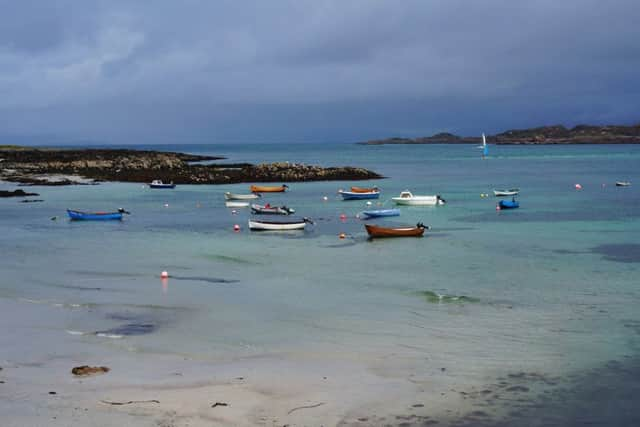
[365,223,428,238]
[250,184,289,193]
[351,186,379,193]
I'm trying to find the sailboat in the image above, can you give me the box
[481,133,488,158]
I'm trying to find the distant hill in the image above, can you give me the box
[358,123,640,145]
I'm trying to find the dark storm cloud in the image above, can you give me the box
[0,0,638,143]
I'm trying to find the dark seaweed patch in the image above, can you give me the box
[590,244,640,263]
[416,290,479,304]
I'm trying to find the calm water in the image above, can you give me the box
[1,143,640,424]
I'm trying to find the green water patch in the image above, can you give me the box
[416,290,480,304]
[201,253,259,265]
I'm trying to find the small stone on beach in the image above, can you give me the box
[71,365,110,376]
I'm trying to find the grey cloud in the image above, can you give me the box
[0,0,638,143]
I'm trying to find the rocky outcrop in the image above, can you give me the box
[358,123,640,145]
[0,189,39,197]
[71,365,110,376]
[0,147,382,185]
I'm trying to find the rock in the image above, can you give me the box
[71,365,110,376]
[0,189,39,197]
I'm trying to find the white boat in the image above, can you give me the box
[224,192,261,200]
[225,201,249,208]
[392,190,446,206]
[248,217,312,231]
[616,181,631,187]
[493,188,520,197]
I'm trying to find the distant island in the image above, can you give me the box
[358,123,640,145]
[0,147,382,186]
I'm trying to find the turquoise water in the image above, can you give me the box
[2,143,640,423]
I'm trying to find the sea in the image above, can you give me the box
[1,143,639,426]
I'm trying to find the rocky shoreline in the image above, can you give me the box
[359,123,640,145]
[0,147,382,186]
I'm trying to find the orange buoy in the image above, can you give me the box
[160,271,169,279]
[339,233,346,239]
[233,224,240,232]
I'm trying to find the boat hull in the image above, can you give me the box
[498,200,520,209]
[365,223,425,238]
[493,189,519,197]
[225,201,249,208]
[392,196,442,206]
[225,192,260,200]
[248,219,307,231]
[616,182,631,187]
[149,184,175,189]
[250,185,288,193]
[250,204,294,215]
[67,209,123,220]
[360,209,400,218]
[339,190,380,200]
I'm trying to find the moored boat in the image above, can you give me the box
[149,180,176,189]
[248,217,313,231]
[365,222,428,238]
[359,208,400,218]
[493,188,519,197]
[224,192,261,200]
[616,181,631,187]
[250,184,288,193]
[67,208,130,221]
[350,186,379,193]
[497,198,519,209]
[250,203,295,215]
[225,201,249,208]
[392,191,446,206]
[339,189,380,200]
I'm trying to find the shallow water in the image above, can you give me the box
[1,143,639,424]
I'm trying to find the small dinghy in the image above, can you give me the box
[149,180,176,189]
[67,208,130,220]
[248,217,313,231]
[493,188,519,197]
[616,181,631,187]
[250,184,288,193]
[392,191,445,206]
[250,203,295,215]
[339,189,380,200]
[365,222,428,238]
[225,201,249,208]
[497,198,519,209]
[359,208,400,219]
[225,192,261,200]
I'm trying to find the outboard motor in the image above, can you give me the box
[437,195,446,205]
[118,208,131,215]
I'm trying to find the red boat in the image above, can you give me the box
[365,223,428,238]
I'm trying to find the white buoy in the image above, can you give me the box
[575,183,582,190]
[366,201,372,206]
[323,196,328,201]
[164,203,169,207]
[160,271,169,279]
[233,224,240,232]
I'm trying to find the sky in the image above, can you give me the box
[1,0,639,144]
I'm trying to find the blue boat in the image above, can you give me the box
[67,209,129,220]
[498,199,519,209]
[360,208,400,218]
[339,190,380,200]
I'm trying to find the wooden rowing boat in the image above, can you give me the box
[250,184,289,193]
[224,192,261,200]
[365,223,428,238]
[67,208,129,221]
[248,217,312,231]
[339,189,380,200]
